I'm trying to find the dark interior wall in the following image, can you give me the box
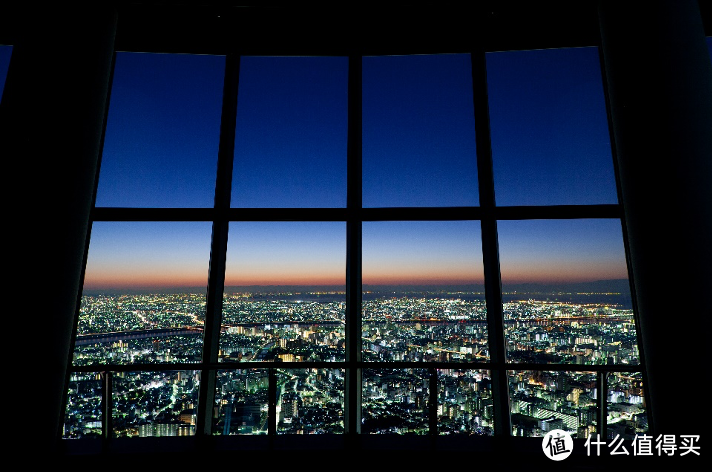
[1,1,710,466]
[599,0,712,438]
[2,4,117,456]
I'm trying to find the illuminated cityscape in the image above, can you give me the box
[3,1,711,469]
[64,287,647,441]
[57,31,651,449]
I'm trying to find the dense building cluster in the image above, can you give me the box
[64,291,646,440]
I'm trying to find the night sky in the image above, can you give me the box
[0,43,666,292]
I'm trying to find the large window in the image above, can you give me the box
[64,42,648,447]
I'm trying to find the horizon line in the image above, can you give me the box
[81,278,631,294]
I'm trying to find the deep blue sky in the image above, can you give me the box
[1,41,708,292]
[363,54,479,207]
[25,47,648,291]
[487,47,618,206]
[232,56,348,208]
[96,52,225,208]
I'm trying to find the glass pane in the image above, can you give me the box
[231,56,347,208]
[509,370,598,438]
[362,369,430,434]
[363,54,479,207]
[112,370,200,438]
[487,47,617,206]
[362,221,487,362]
[214,369,269,435]
[0,45,11,96]
[437,369,494,436]
[63,372,103,439]
[220,222,346,362]
[607,371,648,440]
[498,219,637,365]
[75,222,211,366]
[276,368,344,434]
[95,52,224,207]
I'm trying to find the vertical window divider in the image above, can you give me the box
[470,45,511,437]
[196,52,240,439]
[268,368,277,438]
[428,367,438,436]
[598,370,608,440]
[345,53,363,440]
[101,371,113,444]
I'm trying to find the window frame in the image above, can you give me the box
[64,6,649,453]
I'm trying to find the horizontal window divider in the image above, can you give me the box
[92,207,351,222]
[502,362,642,373]
[361,207,482,221]
[91,204,623,223]
[213,361,354,369]
[68,361,641,373]
[223,207,349,221]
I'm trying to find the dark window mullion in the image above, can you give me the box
[598,370,607,440]
[102,371,113,443]
[471,47,511,437]
[345,53,363,437]
[196,52,240,437]
[269,368,277,437]
[429,368,438,436]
